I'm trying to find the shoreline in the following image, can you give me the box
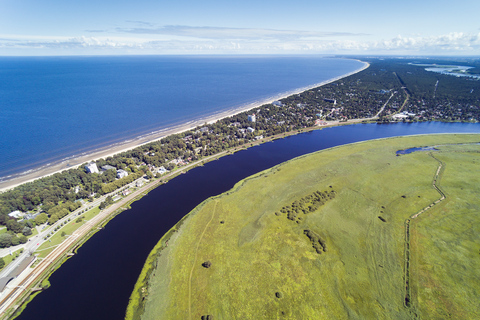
[0,61,369,192]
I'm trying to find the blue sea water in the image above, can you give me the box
[0,55,364,181]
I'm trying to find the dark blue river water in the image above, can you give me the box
[16,122,480,320]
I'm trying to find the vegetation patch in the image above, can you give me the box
[278,189,336,222]
[303,229,327,254]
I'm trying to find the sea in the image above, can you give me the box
[0,55,364,182]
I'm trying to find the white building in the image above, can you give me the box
[248,114,256,122]
[247,127,255,133]
[117,169,129,179]
[85,162,99,174]
[8,210,23,219]
[157,166,167,175]
[272,101,283,107]
[392,111,416,119]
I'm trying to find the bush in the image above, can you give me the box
[0,234,11,248]
[19,235,28,244]
[11,236,20,246]
[22,227,33,236]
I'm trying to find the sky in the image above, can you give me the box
[1,0,479,56]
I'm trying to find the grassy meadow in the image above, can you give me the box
[128,134,480,320]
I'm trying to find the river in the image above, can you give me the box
[15,122,480,320]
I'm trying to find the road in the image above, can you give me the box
[0,197,103,280]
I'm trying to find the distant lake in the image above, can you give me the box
[411,63,480,79]
[0,56,364,181]
[15,121,480,320]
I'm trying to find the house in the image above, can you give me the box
[272,101,283,107]
[169,158,186,166]
[248,114,256,122]
[23,213,40,221]
[8,210,23,219]
[393,111,416,119]
[315,119,328,126]
[101,165,116,172]
[247,127,255,133]
[117,169,129,179]
[85,162,99,174]
[157,166,167,175]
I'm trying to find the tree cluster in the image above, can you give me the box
[304,229,327,254]
[278,189,336,222]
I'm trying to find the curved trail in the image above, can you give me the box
[188,201,217,320]
[403,153,445,310]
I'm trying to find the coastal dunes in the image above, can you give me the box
[127,134,480,319]
[0,61,369,192]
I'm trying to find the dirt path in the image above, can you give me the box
[188,201,217,320]
[403,153,445,310]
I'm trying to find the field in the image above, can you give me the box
[128,134,480,320]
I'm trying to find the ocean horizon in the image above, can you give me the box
[0,55,364,182]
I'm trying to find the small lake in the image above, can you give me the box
[411,63,480,79]
[396,146,438,155]
[15,122,480,320]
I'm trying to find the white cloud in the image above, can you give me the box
[1,31,479,55]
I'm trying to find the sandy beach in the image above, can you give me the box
[0,61,369,193]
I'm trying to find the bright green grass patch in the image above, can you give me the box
[131,134,480,320]
[83,206,101,220]
[0,248,24,271]
[35,207,101,258]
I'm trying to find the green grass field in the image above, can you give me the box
[128,134,480,320]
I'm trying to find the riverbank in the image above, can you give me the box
[130,134,480,320]
[0,61,369,192]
